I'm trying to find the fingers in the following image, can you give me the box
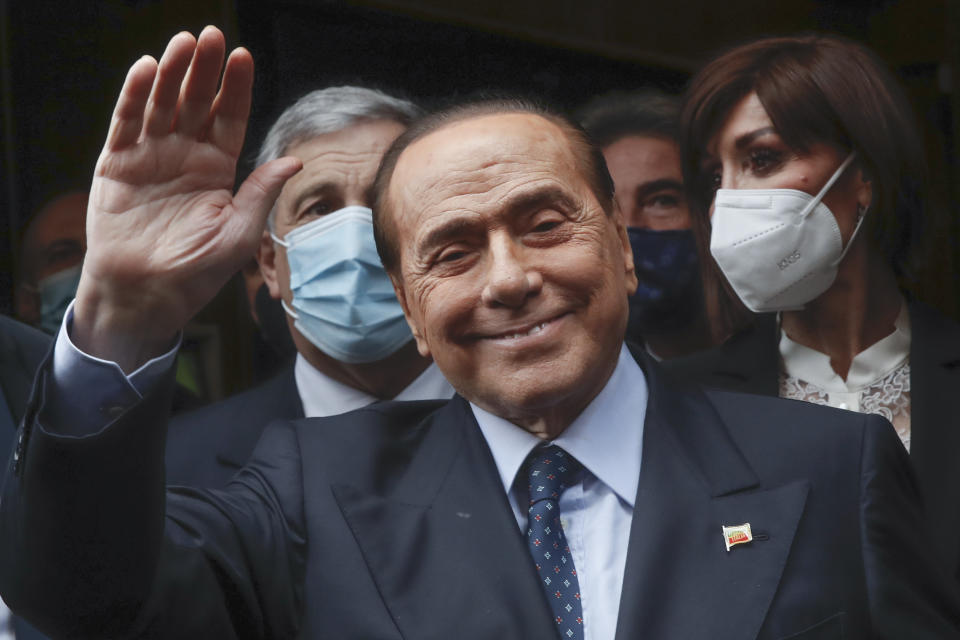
[207,47,254,157]
[143,31,197,137]
[104,56,158,151]
[231,157,303,236]
[105,26,248,154]
[173,26,226,137]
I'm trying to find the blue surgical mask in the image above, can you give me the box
[271,206,412,363]
[626,228,702,337]
[37,263,83,334]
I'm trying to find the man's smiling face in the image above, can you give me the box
[386,112,637,434]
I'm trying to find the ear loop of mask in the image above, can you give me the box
[833,202,869,266]
[797,152,858,219]
[270,232,297,318]
[814,151,865,267]
[280,298,299,320]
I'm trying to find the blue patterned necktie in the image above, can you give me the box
[525,444,585,639]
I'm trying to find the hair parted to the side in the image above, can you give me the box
[679,33,929,342]
[577,89,680,147]
[372,97,616,276]
[258,86,423,230]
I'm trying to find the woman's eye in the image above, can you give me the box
[749,148,782,173]
[709,170,722,192]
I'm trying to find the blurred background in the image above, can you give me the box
[1,0,956,401]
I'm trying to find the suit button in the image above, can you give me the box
[101,405,126,420]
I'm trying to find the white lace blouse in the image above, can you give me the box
[778,304,911,451]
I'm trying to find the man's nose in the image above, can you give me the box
[480,236,542,308]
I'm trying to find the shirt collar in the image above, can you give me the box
[470,343,648,507]
[779,300,911,392]
[294,353,454,417]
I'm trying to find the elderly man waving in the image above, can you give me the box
[1,27,958,640]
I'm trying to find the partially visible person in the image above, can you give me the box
[578,91,712,359]
[15,192,87,334]
[668,34,960,581]
[14,191,202,413]
[165,86,454,488]
[0,314,50,640]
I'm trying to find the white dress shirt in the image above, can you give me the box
[471,344,648,640]
[778,302,911,450]
[293,352,452,418]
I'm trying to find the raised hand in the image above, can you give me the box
[73,26,302,372]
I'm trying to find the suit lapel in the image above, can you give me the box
[333,397,556,640]
[906,301,960,575]
[616,355,808,640]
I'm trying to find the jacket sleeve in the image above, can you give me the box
[859,413,960,638]
[0,355,307,639]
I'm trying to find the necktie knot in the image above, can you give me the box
[526,445,582,506]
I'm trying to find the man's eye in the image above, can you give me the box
[531,219,561,233]
[437,249,467,263]
[647,194,680,209]
[306,202,332,217]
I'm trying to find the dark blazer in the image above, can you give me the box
[0,316,50,640]
[165,363,301,487]
[666,300,960,581]
[0,315,48,444]
[2,346,959,639]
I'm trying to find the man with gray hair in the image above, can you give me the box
[165,85,453,487]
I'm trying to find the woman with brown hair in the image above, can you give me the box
[667,34,960,580]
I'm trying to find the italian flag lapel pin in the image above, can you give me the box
[722,523,753,551]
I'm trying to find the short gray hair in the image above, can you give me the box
[259,86,423,229]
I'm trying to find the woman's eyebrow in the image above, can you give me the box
[734,126,778,150]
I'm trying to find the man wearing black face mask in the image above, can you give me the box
[578,91,714,359]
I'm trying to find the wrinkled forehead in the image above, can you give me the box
[387,113,585,228]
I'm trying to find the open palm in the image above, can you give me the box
[75,27,301,370]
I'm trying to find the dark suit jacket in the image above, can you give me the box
[165,363,302,487]
[0,316,50,640]
[2,346,959,639]
[666,300,960,582]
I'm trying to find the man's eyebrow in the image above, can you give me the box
[416,186,579,255]
[734,126,777,150]
[417,217,484,255]
[635,179,684,202]
[501,186,579,220]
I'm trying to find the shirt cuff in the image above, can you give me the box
[45,299,180,436]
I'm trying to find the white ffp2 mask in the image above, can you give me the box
[709,152,864,313]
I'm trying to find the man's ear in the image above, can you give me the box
[614,212,638,296]
[389,272,430,358]
[256,230,282,299]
